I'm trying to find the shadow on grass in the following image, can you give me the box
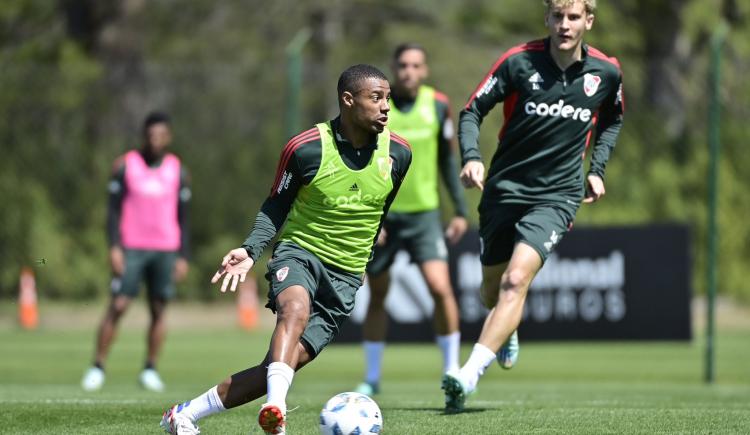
[382,407,489,415]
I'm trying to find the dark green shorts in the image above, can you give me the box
[111,249,177,300]
[265,242,363,358]
[478,203,577,266]
[366,209,448,275]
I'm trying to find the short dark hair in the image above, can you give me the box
[143,111,170,132]
[392,43,427,62]
[337,64,388,98]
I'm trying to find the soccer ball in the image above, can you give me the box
[319,392,383,435]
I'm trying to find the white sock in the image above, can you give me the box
[436,332,461,374]
[266,362,294,410]
[363,341,385,385]
[458,343,496,391]
[177,385,225,422]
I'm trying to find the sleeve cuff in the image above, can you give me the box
[461,156,482,166]
[243,245,258,262]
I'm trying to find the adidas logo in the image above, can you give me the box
[543,230,560,252]
[349,183,359,192]
[529,72,544,90]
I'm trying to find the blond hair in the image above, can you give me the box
[543,0,597,14]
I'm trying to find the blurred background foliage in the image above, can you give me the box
[0,0,748,301]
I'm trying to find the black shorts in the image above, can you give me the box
[110,249,177,300]
[265,242,363,358]
[478,203,577,266]
[366,209,448,275]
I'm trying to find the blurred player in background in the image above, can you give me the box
[81,112,191,393]
[443,0,624,412]
[355,43,468,396]
[160,64,411,435]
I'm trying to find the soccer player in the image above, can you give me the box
[355,43,468,396]
[81,112,191,392]
[160,64,412,435]
[443,0,624,412]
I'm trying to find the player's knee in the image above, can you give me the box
[503,268,529,289]
[428,280,454,301]
[501,268,532,295]
[108,302,129,321]
[368,286,388,305]
[149,309,166,323]
[148,300,167,320]
[277,298,309,324]
[367,274,389,305]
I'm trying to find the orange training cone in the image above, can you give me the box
[19,267,39,330]
[237,274,259,330]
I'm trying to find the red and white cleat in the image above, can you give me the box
[258,403,286,435]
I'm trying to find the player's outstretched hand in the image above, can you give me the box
[460,161,485,190]
[584,174,606,203]
[211,248,255,293]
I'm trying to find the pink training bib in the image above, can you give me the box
[120,150,182,251]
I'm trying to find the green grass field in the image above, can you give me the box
[1,304,749,434]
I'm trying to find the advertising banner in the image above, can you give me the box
[336,225,691,342]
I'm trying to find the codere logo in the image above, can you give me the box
[323,190,387,207]
[525,99,592,122]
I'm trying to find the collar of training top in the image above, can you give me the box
[544,36,591,67]
[330,117,379,151]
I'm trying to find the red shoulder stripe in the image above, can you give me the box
[587,46,622,71]
[269,128,320,195]
[271,128,318,188]
[587,46,625,113]
[272,128,317,185]
[433,90,450,105]
[465,40,545,109]
[433,90,452,119]
[390,132,411,150]
[288,127,318,144]
[582,110,599,159]
[269,129,319,196]
[497,91,519,141]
